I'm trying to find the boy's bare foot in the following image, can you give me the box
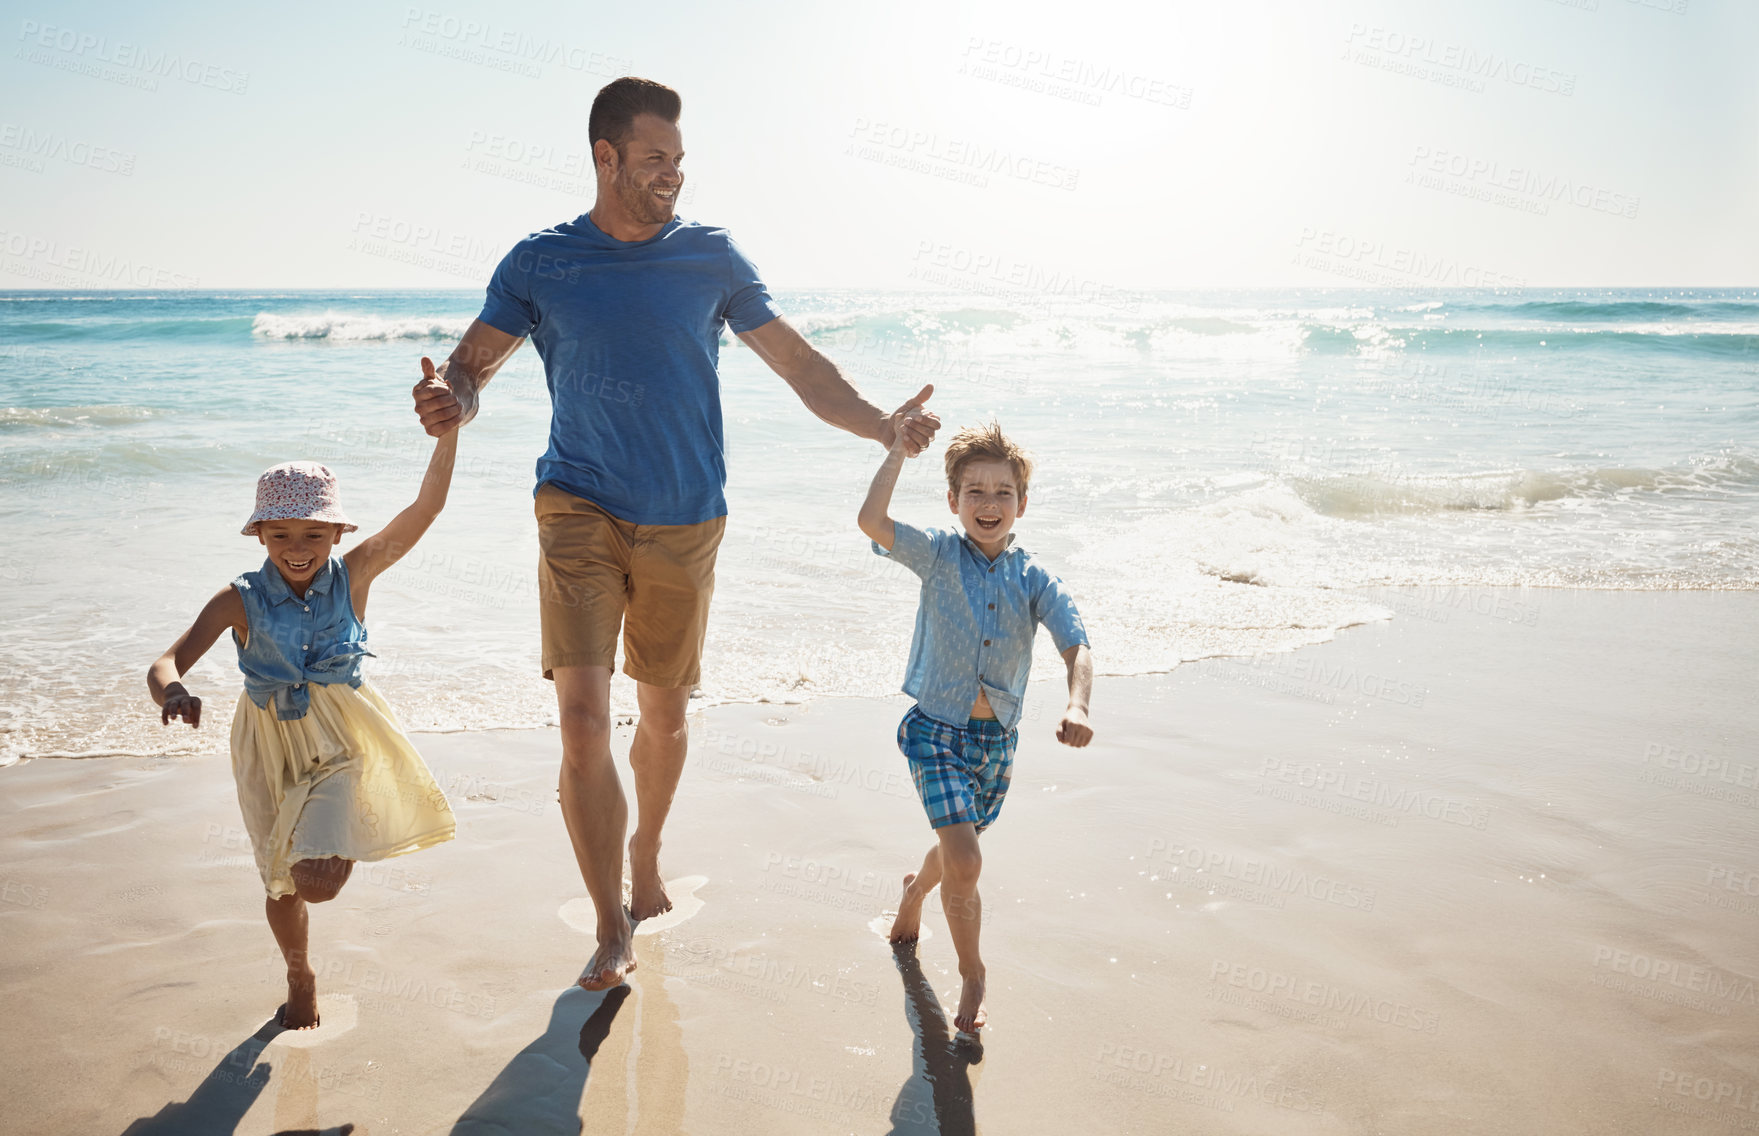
[889,873,925,944]
[953,971,986,1033]
[281,968,320,1030]
[578,936,638,991]
[627,835,672,922]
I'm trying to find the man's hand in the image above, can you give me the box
[161,683,202,728]
[883,384,940,457]
[1056,706,1092,747]
[413,356,476,437]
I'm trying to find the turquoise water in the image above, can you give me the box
[3,287,1755,761]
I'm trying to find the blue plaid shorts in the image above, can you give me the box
[897,705,1019,832]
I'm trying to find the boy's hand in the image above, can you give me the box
[161,684,202,728]
[890,409,926,456]
[1056,706,1092,747]
[885,384,939,456]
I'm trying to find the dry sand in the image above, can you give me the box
[2,587,1755,1135]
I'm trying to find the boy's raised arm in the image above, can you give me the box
[858,427,912,550]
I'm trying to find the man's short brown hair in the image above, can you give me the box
[589,77,682,158]
[944,421,1033,496]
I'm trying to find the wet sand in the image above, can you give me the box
[2,587,1755,1134]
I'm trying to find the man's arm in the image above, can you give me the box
[413,318,526,436]
[738,317,939,455]
[1057,644,1094,747]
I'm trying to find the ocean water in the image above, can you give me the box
[3,286,1756,762]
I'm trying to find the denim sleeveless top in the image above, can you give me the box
[232,556,373,720]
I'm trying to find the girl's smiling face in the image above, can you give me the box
[257,520,342,586]
[948,458,1028,555]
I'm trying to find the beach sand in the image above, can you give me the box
[2,587,1755,1135]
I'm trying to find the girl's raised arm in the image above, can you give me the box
[344,360,460,612]
[148,586,247,727]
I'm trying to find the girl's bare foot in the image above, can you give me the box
[627,835,672,921]
[954,971,986,1033]
[281,968,320,1030]
[889,873,925,943]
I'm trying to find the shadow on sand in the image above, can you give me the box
[120,1015,356,1136]
[887,945,982,1136]
[449,983,631,1135]
[451,933,689,1135]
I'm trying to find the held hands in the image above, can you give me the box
[1056,705,1093,747]
[886,384,940,457]
[161,683,202,728]
[412,356,474,437]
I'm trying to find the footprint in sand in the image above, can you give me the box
[558,875,709,937]
[269,993,359,1048]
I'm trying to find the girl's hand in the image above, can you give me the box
[161,684,202,728]
[1056,706,1092,748]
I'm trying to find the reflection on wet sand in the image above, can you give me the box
[888,945,982,1136]
[581,937,689,1134]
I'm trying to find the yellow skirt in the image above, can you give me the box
[229,680,456,899]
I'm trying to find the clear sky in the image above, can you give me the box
[2,0,1754,289]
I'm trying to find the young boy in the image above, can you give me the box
[859,416,1094,1033]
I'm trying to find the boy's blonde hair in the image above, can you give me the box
[944,421,1033,497]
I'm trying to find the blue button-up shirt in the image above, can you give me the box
[232,556,373,720]
[873,521,1089,730]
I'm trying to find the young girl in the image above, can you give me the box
[148,368,460,1030]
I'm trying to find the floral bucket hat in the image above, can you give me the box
[241,461,358,536]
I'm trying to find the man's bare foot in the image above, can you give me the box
[953,971,986,1033]
[627,835,672,922]
[578,936,638,991]
[889,873,925,944]
[281,968,320,1030]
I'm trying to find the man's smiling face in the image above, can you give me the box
[603,112,684,226]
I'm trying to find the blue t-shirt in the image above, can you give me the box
[477,213,782,525]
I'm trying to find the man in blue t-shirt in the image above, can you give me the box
[412,77,940,993]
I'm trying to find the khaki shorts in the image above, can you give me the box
[534,482,726,687]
